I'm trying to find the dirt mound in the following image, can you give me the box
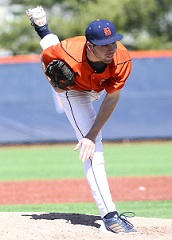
[0,212,171,240]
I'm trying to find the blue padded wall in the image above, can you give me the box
[0,56,172,144]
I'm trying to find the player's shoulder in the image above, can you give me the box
[60,36,86,62]
[61,36,86,45]
[115,41,131,63]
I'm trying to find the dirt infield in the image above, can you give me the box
[0,176,171,204]
[0,176,172,239]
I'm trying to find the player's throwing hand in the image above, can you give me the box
[74,138,95,162]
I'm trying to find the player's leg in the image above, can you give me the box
[26,6,59,49]
[26,6,49,38]
[58,90,136,233]
[58,90,116,216]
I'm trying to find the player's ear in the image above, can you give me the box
[86,41,94,51]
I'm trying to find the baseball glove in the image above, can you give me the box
[45,60,74,90]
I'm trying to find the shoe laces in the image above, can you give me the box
[118,212,135,228]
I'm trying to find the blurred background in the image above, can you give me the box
[0,0,172,55]
[0,0,172,144]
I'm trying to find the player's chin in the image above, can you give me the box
[103,58,113,64]
[103,56,113,64]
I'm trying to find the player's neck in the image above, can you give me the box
[86,48,102,63]
[86,51,107,73]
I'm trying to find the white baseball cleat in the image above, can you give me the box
[26,6,46,27]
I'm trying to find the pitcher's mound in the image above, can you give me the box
[0,212,171,240]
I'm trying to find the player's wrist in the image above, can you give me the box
[84,134,96,143]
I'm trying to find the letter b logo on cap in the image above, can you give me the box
[103,27,112,36]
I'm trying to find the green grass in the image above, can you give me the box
[104,142,172,176]
[0,142,171,181]
[0,201,171,219]
[0,144,80,181]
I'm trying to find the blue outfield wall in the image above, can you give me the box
[0,55,172,144]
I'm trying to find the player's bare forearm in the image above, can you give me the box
[85,89,121,142]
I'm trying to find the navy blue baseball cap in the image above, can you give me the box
[85,19,123,46]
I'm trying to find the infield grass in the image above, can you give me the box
[0,201,171,219]
[0,141,171,181]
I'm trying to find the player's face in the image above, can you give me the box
[92,43,117,64]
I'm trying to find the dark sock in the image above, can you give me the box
[104,211,118,219]
[34,23,50,39]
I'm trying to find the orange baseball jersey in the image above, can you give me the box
[41,36,132,94]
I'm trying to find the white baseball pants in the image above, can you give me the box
[58,90,116,217]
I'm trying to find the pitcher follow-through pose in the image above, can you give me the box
[26,6,137,234]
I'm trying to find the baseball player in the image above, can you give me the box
[26,6,137,234]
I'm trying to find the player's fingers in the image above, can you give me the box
[81,145,95,162]
[85,145,95,161]
[79,144,87,160]
[74,140,88,160]
[90,147,95,158]
[74,138,95,161]
[80,143,90,160]
[74,140,81,151]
